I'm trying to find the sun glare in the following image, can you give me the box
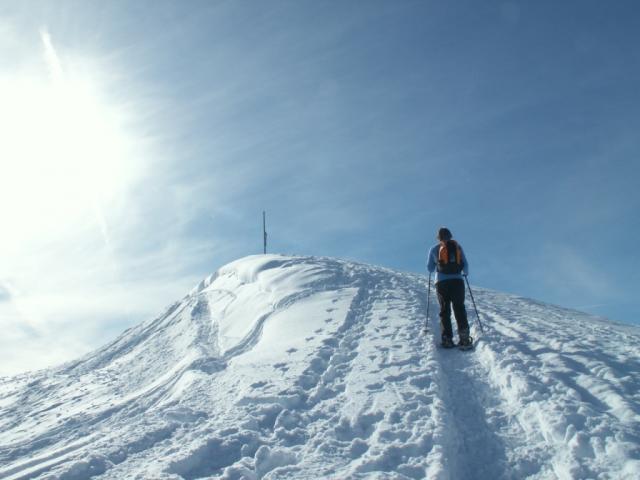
[0,32,136,250]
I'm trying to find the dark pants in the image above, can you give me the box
[436,279,470,340]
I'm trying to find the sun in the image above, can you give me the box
[0,32,137,248]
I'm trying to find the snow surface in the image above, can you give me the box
[0,254,638,479]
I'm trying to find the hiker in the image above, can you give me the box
[427,227,472,348]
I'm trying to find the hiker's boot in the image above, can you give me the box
[458,335,474,349]
[441,336,455,349]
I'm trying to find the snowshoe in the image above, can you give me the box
[458,336,474,351]
[441,337,455,349]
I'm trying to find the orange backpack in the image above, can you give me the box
[437,240,463,274]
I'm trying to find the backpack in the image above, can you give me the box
[437,240,463,274]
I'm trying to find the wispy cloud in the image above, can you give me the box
[0,282,13,302]
[528,243,616,312]
[39,29,64,84]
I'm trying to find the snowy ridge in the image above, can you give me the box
[0,254,638,479]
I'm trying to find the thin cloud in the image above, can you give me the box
[531,243,615,307]
[39,29,64,84]
[0,283,13,302]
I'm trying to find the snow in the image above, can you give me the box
[0,254,638,479]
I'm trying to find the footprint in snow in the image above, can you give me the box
[323,338,339,347]
[409,375,431,389]
[273,363,289,372]
[349,439,369,458]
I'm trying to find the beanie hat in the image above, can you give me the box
[437,227,452,241]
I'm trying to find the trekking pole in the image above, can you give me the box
[464,275,484,333]
[423,273,432,333]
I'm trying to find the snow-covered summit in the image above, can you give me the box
[0,254,638,479]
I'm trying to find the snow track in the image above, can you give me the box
[432,339,512,480]
[0,255,638,479]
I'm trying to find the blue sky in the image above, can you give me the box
[0,0,639,373]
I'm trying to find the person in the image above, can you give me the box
[427,227,472,348]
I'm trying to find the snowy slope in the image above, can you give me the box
[0,255,638,480]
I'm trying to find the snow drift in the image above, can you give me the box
[0,254,638,479]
